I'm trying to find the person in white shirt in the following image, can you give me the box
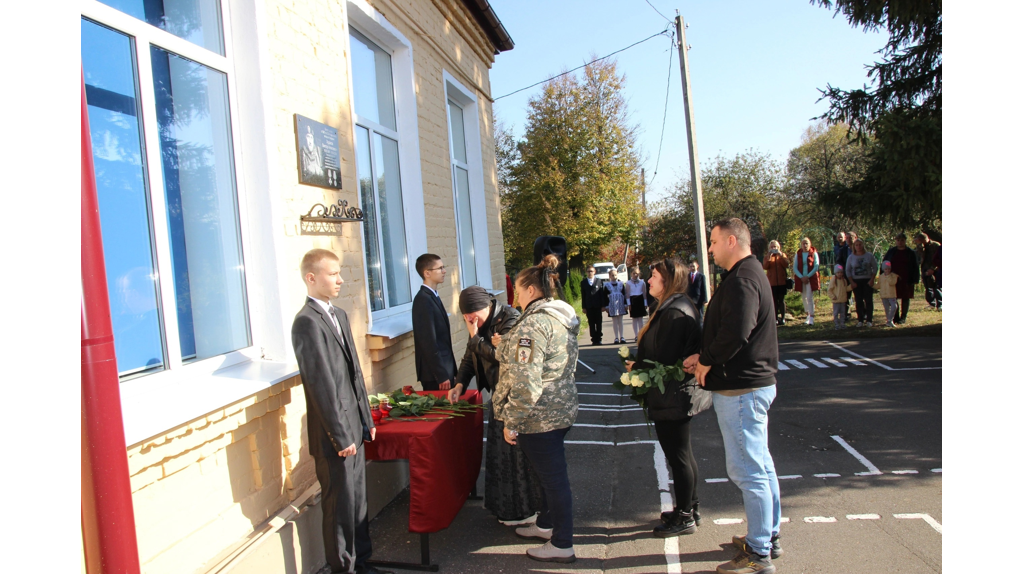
[625,267,648,341]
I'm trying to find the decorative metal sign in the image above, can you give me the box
[295,114,342,190]
[300,199,365,235]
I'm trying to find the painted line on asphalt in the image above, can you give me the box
[804,516,837,523]
[841,357,867,366]
[705,478,729,483]
[579,407,643,412]
[577,392,620,396]
[579,403,642,409]
[785,359,809,369]
[714,518,744,525]
[847,514,881,520]
[822,357,848,368]
[778,475,803,480]
[932,468,942,473]
[565,440,615,446]
[576,382,614,385]
[814,473,842,478]
[805,358,830,368]
[825,341,942,371]
[891,470,919,474]
[777,362,790,371]
[831,435,883,475]
[654,440,681,573]
[894,513,943,534]
[573,423,650,429]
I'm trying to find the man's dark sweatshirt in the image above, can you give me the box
[699,254,779,391]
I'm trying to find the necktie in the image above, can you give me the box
[327,306,346,349]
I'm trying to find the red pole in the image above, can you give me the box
[81,70,142,574]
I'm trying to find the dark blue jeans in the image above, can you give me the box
[517,426,573,548]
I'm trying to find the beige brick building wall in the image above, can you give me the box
[120,0,507,572]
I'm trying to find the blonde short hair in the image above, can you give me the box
[301,249,339,278]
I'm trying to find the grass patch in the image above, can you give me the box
[778,283,941,340]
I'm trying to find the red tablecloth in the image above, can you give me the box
[364,390,484,533]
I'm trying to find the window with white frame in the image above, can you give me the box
[349,28,413,313]
[444,75,491,289]
[81,0,251,379]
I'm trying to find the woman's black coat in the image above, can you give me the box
[634,293,703,421]
[455,301,521,392]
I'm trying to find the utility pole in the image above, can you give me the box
[675,12,709,280]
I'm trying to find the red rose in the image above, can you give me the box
[402,385,414,395]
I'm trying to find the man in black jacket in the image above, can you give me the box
[291,249,390,574]
[684,219,782,574]
[580,265,608,345]
[412,253,458,391]
[686,261,708,320]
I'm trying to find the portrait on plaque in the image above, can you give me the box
[295,114,342,189]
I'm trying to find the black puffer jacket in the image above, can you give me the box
[455,301,521,392]
[634,293,703,421]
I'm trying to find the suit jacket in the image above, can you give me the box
[291,298,373,458]
[687,271,708,306]
[580,277,608,310]
[412,285,458,384]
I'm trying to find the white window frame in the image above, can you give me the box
[443,71,492,289]
[345,0,428,334]
[80,0,261,385]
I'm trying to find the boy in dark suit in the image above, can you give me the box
[291,249,390,574]
[580,265,608,345]
[687,261,708,321]
[412,253,457,391]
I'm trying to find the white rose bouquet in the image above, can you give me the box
[612,355,687,433]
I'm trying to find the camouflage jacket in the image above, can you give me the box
[493,298,581,434]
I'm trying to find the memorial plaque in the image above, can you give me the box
[295,114,342,189]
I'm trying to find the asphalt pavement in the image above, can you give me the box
[366,316,942,573]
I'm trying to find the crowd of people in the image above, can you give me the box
[761,230,942,330]
[289,222,938,574]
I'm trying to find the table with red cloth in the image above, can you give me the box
[364,390,484,533]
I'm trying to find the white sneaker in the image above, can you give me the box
[526,541,576,563]
[515,523,553,541]
[886,322,895,328]
[866,321,873,327]
[856,321,864,327]
[499,512,539,526]
[808,316,814,325]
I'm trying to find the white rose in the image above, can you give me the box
[630,375,643,387]
[620,372,630,385]
[618,346,630,358]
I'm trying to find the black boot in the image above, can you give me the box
[661,501,701,525]
[653,509,696,538]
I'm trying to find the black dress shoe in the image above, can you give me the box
[661,501,700,526]
[653,509,696,537]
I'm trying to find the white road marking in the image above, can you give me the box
[780,517,790,523]
[804,516,837,523]
[579,407,643,412]
[814,473,842,478]
[785,359,809,369]
[705,478,729,483]
[805,358,829,368]
[841,357,867,366]
[577,392,620,396]
[894,513,943,534]
[654,438,681,573]
[891,470,919,474]
[847,514,881,520]
[826,341,942,371]
[777,362,790,371]
[576,382,614,385]
[831,435,882,475]
[778,475,803,480]
[714,518,744,525]
[573,423,650,429]
[565,440,616,445]
[822,358,848,368]
[617,440,659,446]
[579,403,642,409]
[932,468,942,473]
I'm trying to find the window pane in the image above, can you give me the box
[152,46,250,361]
[454,166,477,286]
[97,0,225,55]
[447,99,467,164]
[356,126,385,311]
[82,19,166,376]
[374,134,411,307]
[350,30,396,131]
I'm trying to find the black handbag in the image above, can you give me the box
[786,277,795,290]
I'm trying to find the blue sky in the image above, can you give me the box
[488,0,888,204]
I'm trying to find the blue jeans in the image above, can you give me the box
[517,426,573,548]
[713,387,781,557]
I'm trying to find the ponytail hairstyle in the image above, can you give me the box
[636,257,692,343]
[515,254,565,302]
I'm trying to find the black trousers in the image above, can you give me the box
[314,443,372,573]
[585,307,604,343]
[770,286,787,322]
[923,275,942,307]
[420,379,440,391]
[654,418,699,514]
[896,297,911,322]
[517,426,574,549]
[852,281,874,323]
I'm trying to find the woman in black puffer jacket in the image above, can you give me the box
[626,257,703,537]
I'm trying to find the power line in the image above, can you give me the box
[648,30,675,188]
[493,28,672,101]
[642,0,671,22]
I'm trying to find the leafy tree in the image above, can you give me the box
[787,121,871,232]
[499,59,645,270]
[812,0,941,230]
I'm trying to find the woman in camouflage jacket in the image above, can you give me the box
[493,254,580,564]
